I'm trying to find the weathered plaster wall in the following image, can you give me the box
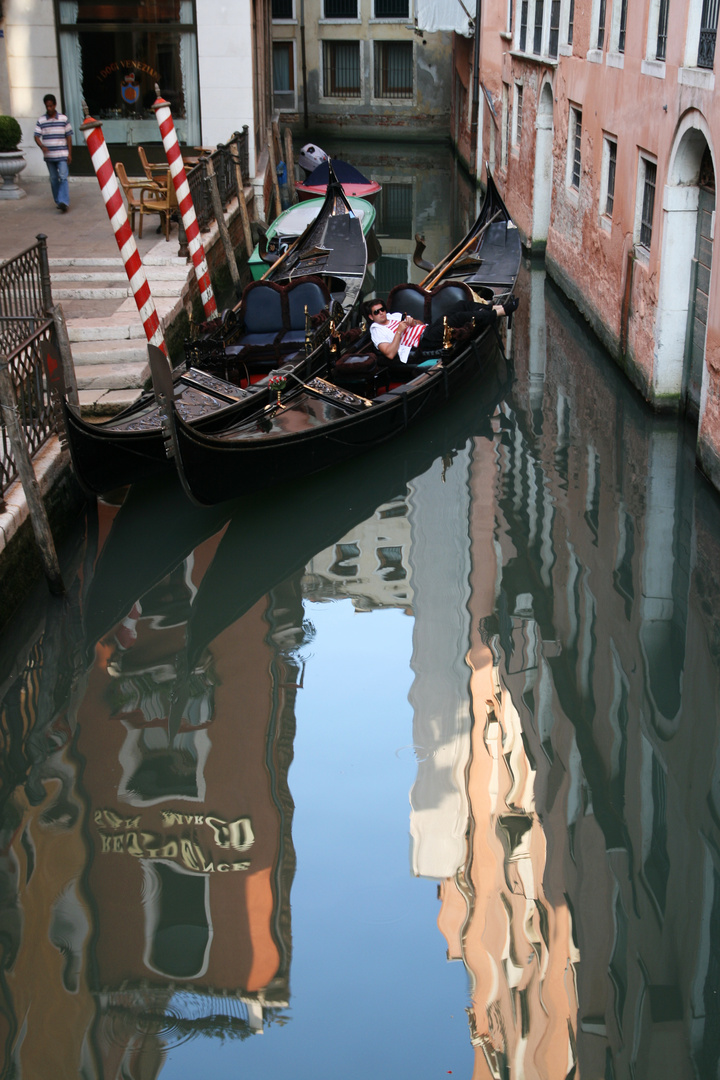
[273,6,452,137]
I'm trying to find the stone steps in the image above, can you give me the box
[49,251,190,415]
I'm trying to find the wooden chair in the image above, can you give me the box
[138,145,169,183]
[115,162,174,241]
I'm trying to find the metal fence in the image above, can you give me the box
[186,128,250,232]
[0,236,58,499]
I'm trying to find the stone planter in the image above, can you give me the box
[0,151,27,199]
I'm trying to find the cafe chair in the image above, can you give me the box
[138,145,170,183]
[115,162,175,241]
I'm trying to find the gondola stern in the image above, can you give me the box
[147,344,204,507]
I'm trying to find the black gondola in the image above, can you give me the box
[148,171,522,507]
[413,169,520,295]
[53,163,369,496]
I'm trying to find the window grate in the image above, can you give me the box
[324,0,358,16]
[374,41,413,98]
[597,0,606,47]
[549,0,560,55]
[640,160,656,248]
[619,0,628,50]
[571,109,582,189]
[699,0,719,66]
[374,0,409,14]
[534,0,544,52]
[656,0,669,58]
[272,0,293,17]
[519,0,528,49]
[323,41,361,95]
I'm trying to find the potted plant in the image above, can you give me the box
[0,116,27,200]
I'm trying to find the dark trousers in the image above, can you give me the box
[417,301,497,351]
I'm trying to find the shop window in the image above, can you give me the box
[375,0,409,15]
[324,0,358,17]
[57,0,199,145]
[273,41,295,108]
[374,41,413,98]
[323,41,361,95]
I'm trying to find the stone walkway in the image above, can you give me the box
[1,176,196,414]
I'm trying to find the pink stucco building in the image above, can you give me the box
[451,0,720,491]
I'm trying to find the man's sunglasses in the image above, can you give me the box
[371,305,386,315]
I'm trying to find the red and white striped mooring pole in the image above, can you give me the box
[152,88,219,322]
[80,107,167,354]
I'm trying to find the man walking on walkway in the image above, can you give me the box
[34,95,73,212]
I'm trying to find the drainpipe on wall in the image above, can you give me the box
[300,0,309,129]
[469,0,482,180]
[620,248,635,358]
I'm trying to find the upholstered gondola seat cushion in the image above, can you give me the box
[279,278,332,350]
[386,284,427,322]
[387,280,475,325]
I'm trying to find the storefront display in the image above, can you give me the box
[57,0,200,145]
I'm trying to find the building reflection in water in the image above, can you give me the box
[0,254,720,1077]
[0,509,303,1076]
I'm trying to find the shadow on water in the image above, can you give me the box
[1,146,720,1078]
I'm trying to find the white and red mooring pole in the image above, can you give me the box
[80,108,167,354]
[152,89,219,322]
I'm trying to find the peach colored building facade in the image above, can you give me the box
[452,0,720,494]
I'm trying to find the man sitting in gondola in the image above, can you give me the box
[364,294,519,367]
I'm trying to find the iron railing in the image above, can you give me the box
[0,319,57,495]
[185,128,250,232]
[0,235,58,498]
[0,236,53,341]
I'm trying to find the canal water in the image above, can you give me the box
[0,144,719,1079]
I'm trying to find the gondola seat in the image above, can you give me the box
[224,281,285,365]
[387,280,476,325]
[277,278,332,352]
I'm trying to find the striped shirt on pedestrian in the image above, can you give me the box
[34,113,72,160]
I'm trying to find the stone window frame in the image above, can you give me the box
[587,0,606,60]
[600,133,618,227]
[512,81,524,149]
[566,103,582,192]
[633,150,659,263]
[272,40,297,110]
[513,0,558,57]
[321,40,363,100]
[371,39,415,103]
